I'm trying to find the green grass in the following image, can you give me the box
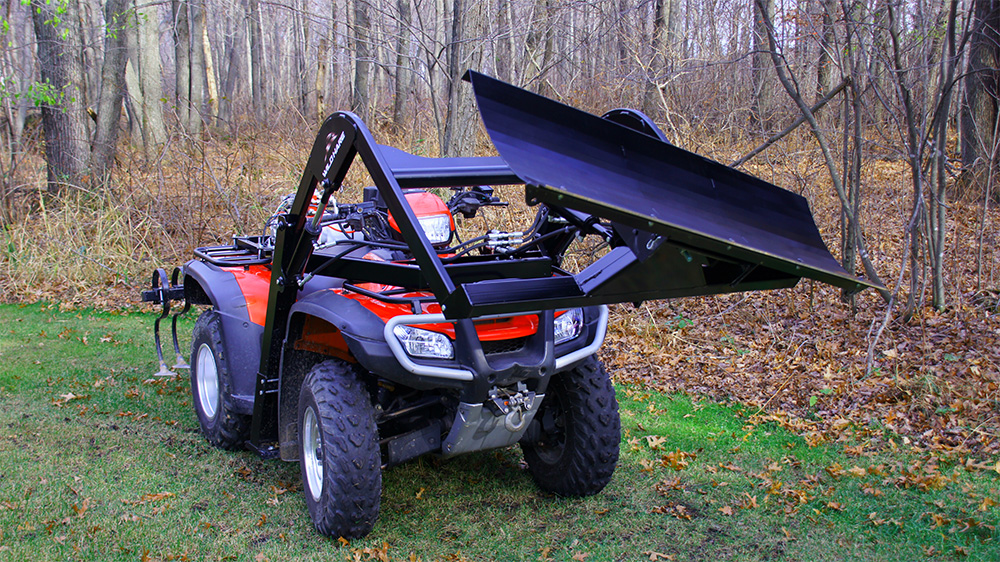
[0,303,997,561]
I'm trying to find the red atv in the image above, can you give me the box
[143,72,876,538]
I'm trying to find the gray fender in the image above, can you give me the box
[277,289,386,460]
[183,259,262,407]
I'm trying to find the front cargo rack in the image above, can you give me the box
[194,236,273,267]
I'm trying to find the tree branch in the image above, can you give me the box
[731,77,849,167]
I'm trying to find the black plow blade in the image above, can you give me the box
[464,71,880,307]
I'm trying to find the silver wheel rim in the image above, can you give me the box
[196,343,220,420]
[303,406,323,501]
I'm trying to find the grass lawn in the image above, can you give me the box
[0,303,997,561]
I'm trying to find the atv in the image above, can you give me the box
[143,71,877,538]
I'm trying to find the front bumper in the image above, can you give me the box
[382,305,608,382]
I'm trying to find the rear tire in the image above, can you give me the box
[521,355,620,496]
[298,359,381,539]
[190,310,250,449]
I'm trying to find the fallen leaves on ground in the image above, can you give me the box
[604,280,1000,459]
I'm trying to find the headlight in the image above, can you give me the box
[418,214,452,244]
[392,325,454,359]
[554,308,584,344]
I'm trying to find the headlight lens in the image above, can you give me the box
[418,214,452,244]
[392,325,454,359]
[554,308,584,344]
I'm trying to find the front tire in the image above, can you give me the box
[521,355,620,496]
[298,359,381,539]
[190,310,250,449]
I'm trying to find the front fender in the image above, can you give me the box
[183,260,260,408]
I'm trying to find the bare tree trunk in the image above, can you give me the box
[301,1,315,121]
[77,0,98,125]
[928,0,963,308]
[0,13,15,172]
[961,0,1000,199]
[816,0,836,100]
[30,0,91,193]
[616,0,628,71]
[124,57,145,145]
[442,0,485,156]
[392,0,412,130]
[189,0,207,134]
[201,6,219,121]
[134,0,167,151]
[92,0,130,183]
[526,0,554,94]
[248,0,266,121]
[643,0,680,117]
[218,1,248,126]
[496,0,515,83]
[173,0,191,130]
[330,0,341,110]
[1,0,32,186]
[841,10,863,301]
[293,0,309,119]
[317,28,330,120]
[352,0,372,119]
[751,0,777,130]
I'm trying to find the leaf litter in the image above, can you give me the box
[604,283,1000,460]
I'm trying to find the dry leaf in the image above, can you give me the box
[639,459,658,472]
[861,484,882,497]
[662,450,692,471]
[72,498,90,518]
[645,435,669,450]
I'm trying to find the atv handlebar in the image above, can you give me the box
[447,186,506,219]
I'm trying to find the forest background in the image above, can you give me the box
[2,0,1000,468]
